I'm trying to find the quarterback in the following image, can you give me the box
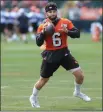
[29,2,91,108]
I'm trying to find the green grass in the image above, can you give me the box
[1,33,102,111]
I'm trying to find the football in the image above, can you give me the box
[45,23,55,36]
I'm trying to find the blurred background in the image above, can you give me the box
[0,0,102,42]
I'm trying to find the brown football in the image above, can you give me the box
[45,23,55,36]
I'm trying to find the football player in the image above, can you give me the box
[29,2,91,108]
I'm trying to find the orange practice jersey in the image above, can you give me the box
[37,18,74,50]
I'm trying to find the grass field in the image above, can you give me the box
[1,33,102,111]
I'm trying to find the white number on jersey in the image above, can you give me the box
[52,32,62,47]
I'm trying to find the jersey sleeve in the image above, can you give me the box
[66,19,74,30]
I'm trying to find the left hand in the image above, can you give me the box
[58,25,68,33]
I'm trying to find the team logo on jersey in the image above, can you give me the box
[61,24,67,28]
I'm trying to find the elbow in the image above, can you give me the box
[36,34,44,46]
[36,42,42,47]
[68,28,80,38]
[36,38,43,47]
[77,30,80,38]
[74,29,80,38]
[70,32,80,39]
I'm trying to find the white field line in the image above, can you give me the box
[45,87,102,90]
[2,62,100,65]
[2,54,39,58]
[2,47,39,50]
[1,86,102,90]
[1,86,9,89]
[1,105,102,111]
[1,106,34,109]
[1,95,102,100]
[1,106,102,111]
[19,86,102,91]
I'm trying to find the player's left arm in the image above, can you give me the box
[63,19,80,38]
[67,27,80,38]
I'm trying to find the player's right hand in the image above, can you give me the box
[41,22,48,34]
[42,22,55,36]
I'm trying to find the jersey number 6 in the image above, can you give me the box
[52,32,62,47]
